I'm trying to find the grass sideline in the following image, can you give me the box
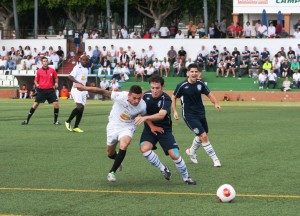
[118,72,300,92]
[0,99,300,215]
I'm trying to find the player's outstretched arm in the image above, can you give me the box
[207,92,222,112]
[74,83,112,97]
[135,109,167,125]
[171,95,179,120]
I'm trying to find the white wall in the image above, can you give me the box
[85,38,300,61]
[1,39,67,58]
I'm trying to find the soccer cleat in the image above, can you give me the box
[161,167,172,181]
[185,177,197,185]
[54,121,61,125]
[214,159,222,167]
[185,148,198,164]
[73,127,84,133]
[21,120,28,125]
[107,172,116,182]
[65,121,72,131]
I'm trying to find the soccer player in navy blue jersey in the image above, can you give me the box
[171,63,222,167]
[135,74,196,185]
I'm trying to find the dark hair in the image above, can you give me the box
[187,63,199,71]
[41,57,48,61]
[129,85,142,94]
[149,74,164,86]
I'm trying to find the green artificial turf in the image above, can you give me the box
[119,71,300,92]
[0,99,299,215]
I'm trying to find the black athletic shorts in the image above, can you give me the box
[183,115,208,136]
[140,127,178,155]
[35,88,58,104]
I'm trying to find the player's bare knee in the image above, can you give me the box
[169,148,180,160]
[199,133,208,143]
[140,141,152,153]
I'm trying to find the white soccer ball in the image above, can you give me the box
[216,184,236,203]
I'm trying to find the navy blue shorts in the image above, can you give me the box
[183,115,208,136]
[140,127,179,155]
[35,88,58,104]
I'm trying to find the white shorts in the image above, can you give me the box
[106,123,136,146]
[71,88,87,105]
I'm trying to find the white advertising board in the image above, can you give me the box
[233,0,300,14]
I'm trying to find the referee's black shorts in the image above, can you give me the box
[35,88,58,104]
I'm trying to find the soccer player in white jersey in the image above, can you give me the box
[75,84,147,182]
[65,55,89,133]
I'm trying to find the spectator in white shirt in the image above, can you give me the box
[257,23,268,38]
[109,78,119,91]
[134,63,146,82]
[267,22,276,38]
[281,77,291,92]
[293,28,300,38]
[159,22,170,38]
[160,57,170,77]
[100,77,110,90]
[146,45,155,65]
[49,51,60,69]
[111,63,122,80]
[121,25,129,38]
[108,44,117,63]
[292,70,300,88]
[258,70,267,89]
[267,70,277,89]
[86,46,93,58]
[175,30,185,39]
[56,31,64,39]
[22,55,33,70]
[152,58,161,74]
[0,46,7,58]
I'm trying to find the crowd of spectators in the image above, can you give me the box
[75,40,300,91]
[0,45,64,71]
[66,17,300,40]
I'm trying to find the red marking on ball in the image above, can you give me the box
[223,188,231,197]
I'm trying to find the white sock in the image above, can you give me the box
[173,156,189,180]
[202,142,219,161]
[190,136,202,154]
[143,150,165,172]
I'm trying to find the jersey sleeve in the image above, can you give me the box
[161,95,172,111]
[69,65,78,78]
[201,82,211,96]
[173,83,183,98]
[140,100,147,116]
[111,91,127,102]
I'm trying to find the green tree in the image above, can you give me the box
[135,0,180,28]
[0,1,14,38]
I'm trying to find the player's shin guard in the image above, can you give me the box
[143,150,165,172]
[190,136,202,154]
[109,149,126,173]
[173,156,189,180]
[202,142,219,161]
